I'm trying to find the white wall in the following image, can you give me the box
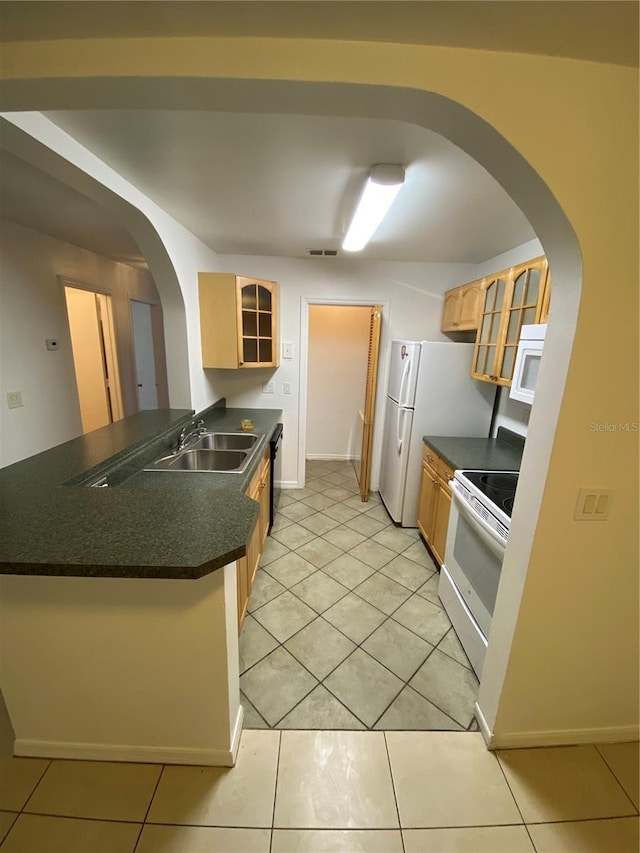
[1,112,223,415]
[0,219,164,467]
[207,254,477,485]
[307,305,371,459]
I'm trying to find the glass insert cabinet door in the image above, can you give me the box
[237,277,278,367]
[198,272,279,369]
[472,273,511,382]
[471,256,548,387]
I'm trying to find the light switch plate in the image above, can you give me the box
[262,381,275,394]
[574,488,612,520]
[282,342,293,360]
[7,391,23,409]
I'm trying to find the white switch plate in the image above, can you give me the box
[283,382,292,394]
[574,488,612,520]
[282,342,293,360]
[7,391,23,409]
[262,381,275,394]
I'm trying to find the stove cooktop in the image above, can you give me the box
[458,470,519,518]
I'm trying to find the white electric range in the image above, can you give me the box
[438,469,518,678]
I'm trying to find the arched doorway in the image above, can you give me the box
[3,64,628,746]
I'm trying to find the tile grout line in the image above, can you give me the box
[132,762,165,851]
[268,730,282,848]
[492,748,537,850]
[593,744,640,814]
[382,732,406,851]
[16,758,52,816]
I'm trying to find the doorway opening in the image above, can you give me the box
[64,283,123,434]
[300,300,385,498]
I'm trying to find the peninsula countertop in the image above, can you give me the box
[422,427,525,472]
[0,405,282,580]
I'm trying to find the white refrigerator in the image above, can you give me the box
[379,340,495,526]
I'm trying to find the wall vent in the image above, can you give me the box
[307,249,338,257]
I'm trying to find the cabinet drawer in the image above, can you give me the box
[423,444,454,492]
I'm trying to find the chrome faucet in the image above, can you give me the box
[176,419,205,451]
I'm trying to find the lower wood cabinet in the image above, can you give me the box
[417,444,454,566]
[237,447,271,632]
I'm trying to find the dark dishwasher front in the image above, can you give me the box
[269,423,283,532]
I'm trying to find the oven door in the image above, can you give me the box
[442,482,506,638]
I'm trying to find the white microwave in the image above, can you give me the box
[509,324,547,405]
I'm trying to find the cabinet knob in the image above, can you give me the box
[432,477,437,485]
[426,454,433,462]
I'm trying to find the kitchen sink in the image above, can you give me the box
[144,431,262,473]
[193,432,259,451]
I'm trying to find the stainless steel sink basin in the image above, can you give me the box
[169,449,248,471]
[194,432,259,451]
[144,431,262,473]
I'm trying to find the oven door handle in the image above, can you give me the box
[451,482,507,557]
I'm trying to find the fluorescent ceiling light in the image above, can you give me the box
[342,164,405,252]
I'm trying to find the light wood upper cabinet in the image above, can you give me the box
[540,270,552,323]
[472,256,549,386]
[199,273,279,369]
[441,280,482,332]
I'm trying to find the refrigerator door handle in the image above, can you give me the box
[398,355,411,407]
[396,406,405,454]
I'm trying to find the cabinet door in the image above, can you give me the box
[417,461,438,543]
[458,281,482,330]
[441,288,462,331]
[499,258,548,383]
[472,273,511,383]
[259,458,271,548]
[237,278,279,368]
[245,513,260,590]
[431,482,452,566]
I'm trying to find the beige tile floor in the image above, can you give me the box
[0,733,637,851]
[241,459,480,731]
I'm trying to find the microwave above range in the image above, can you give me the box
[509,324,547,406]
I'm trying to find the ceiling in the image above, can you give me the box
[2,0,633,269]
[23,110,534,265]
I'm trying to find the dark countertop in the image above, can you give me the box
[0,404,282,580]
[423,427,524,472]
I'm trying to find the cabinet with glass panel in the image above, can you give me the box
[472,257,549,386]
[198,273,279,369]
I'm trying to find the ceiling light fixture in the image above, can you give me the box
[342,164,405,252]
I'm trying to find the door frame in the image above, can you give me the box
[60,276,124,427]
[298,296,391,489]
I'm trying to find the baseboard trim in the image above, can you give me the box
[474,704,639,750]
[474,702,493,747]
[14,737,239,767]
[305,454,355,461]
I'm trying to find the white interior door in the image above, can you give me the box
[130,300,158,410]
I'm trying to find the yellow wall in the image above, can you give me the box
[2,34,638,740]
